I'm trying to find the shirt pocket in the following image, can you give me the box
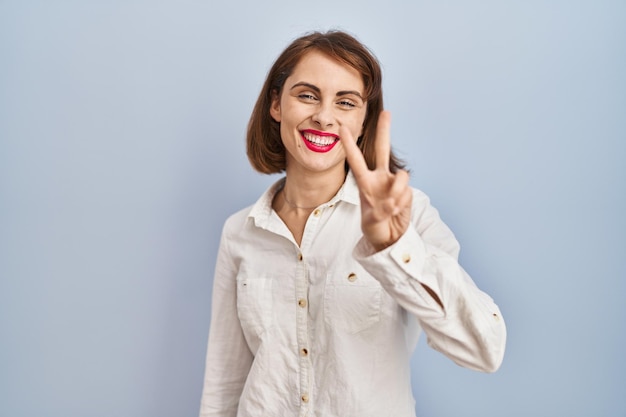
[323,269,382,334]
[236,275,274,337]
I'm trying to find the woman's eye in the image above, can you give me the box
[299,93,318,101]
[338,100,356,108]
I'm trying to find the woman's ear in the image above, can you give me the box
[270,90,281,123]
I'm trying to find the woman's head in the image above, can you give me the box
[247,30,404,174]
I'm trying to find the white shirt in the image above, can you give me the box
[199,172,506,417]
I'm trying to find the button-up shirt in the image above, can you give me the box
[199,172,506,417]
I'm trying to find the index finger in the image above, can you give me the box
[340,124,370,180]
[375,110,392,171]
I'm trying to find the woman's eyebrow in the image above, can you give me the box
[290,82,320,93]
[291,82,364,100]
[337,90,364,100]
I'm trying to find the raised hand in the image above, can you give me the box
[341,111,412,251]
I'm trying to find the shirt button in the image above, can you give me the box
[492,313,500,321]
[298,298,307,308]
[347,272,357,282]
[313,209,321,217]
[402,253,411,263]
[300,347,309,356]
[298,253,303,261]
[301,393,309,403]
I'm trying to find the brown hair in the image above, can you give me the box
[246,30,405,174]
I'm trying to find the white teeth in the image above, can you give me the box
[303,132,337,146]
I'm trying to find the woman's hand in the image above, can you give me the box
[341,111,412,251]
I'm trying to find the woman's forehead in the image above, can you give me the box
[287,50,365,92]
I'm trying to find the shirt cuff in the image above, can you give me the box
[353,227,441,298]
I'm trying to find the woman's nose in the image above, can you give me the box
[311,103,335,128]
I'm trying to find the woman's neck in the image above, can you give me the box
[280,168,346,211]
[272,167,347,246]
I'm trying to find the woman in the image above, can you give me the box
[200,30,506,417]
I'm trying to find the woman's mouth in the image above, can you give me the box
[301,130,339,153]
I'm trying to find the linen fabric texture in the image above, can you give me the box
[199,172,506,417]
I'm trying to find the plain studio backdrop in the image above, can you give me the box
[1,1,624,416]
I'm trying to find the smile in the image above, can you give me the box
[301,129,339,153]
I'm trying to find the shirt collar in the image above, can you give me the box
[247,170,360,228]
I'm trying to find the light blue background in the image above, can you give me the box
[1,1,624,416]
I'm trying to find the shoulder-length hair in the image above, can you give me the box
[246,30,405,174]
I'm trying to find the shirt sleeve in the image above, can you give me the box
[353,189,506,373]
[199,224,253,417]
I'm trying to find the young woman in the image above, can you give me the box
[199,30,506,417]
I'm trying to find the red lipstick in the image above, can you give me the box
[300,129,339,153]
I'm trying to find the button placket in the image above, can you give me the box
[295,251,310,410]
[295,209,324,414]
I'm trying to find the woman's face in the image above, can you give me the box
[270,50,367,177]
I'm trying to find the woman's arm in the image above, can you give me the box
[343,111,505,372]
[354,191,506,372]
[199,226,253,417]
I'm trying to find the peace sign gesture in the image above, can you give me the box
[341,111,412,251]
